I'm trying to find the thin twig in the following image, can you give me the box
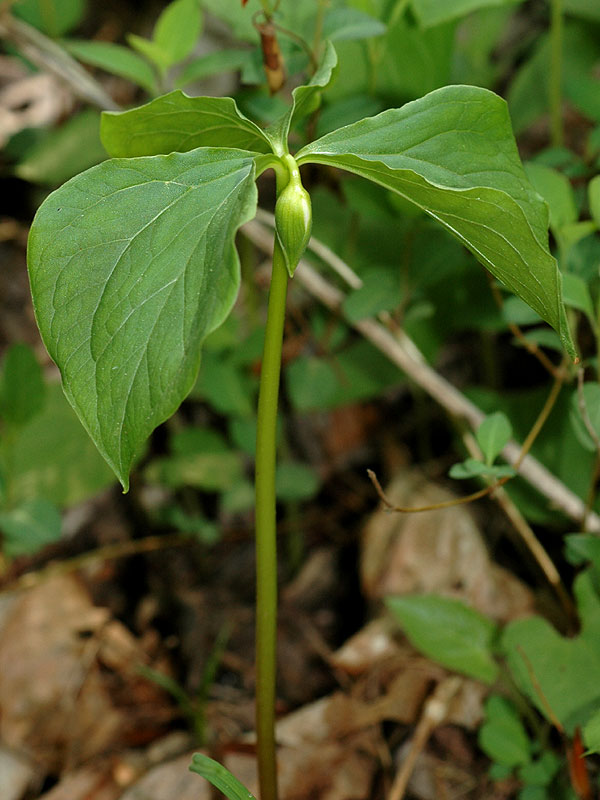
[367,364,564,512]
[514,361,566,469]
[388,677,462,800]
[367,468,503,512]
[241,219,600,532]
[0,12,120,111]
[461,431,577,622]
[487,274,563,379]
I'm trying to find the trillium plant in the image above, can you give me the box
[27,41,573,800]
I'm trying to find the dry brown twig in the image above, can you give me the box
[388,676,463,800]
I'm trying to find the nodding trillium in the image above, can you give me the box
[274,155,312,277]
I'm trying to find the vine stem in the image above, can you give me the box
[550,0,564,147]
[255,232,288,800]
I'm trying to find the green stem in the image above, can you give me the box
[255,233,288,800]
[549,0,564,147]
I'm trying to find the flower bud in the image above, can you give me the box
[275,172,312,277]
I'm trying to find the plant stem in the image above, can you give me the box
[255,235,288,800]
[549,0,564,147]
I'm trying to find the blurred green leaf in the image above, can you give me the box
[478,695,531,767]
[386,594,499,683]
[13,0,86,36]
[15,110,105,186]
[1,382,115,507]
[64,40,157,93]
[153,0,202,68]
[276,462,320,502]
[583,708,600,754]
[517,752,561,787]
[588,175,600,228]
[195,352,255,417]
[561,273,595,328]
[410,0,521,28]
[176,49,253,87]
[322,8,386,41]
[564,0,600,21]
[476,412,512,465]
[0,343,45,427]
[524,163,577,235]
[569,382,600,452]
[342,267,401,322]
[146,451,243,491]
[564,533,600,568]
[287,356,338,412]
[0,499,61,557]
[502,571,600,732]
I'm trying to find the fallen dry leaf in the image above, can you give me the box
[0,575,171,772]
[361,469,534,622]
[37,765,122,800]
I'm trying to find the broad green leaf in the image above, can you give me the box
[524,163,577,235]
[101,91,272,158]
[386,594,499,683]
[589,175,600,228]
[13,0,86,36]
[583,708,600,754]
[478,695,531,767]
[28,148,258,490]
[502,572,600,731]
[297,85,575,357]
[64,40,157,93]
[569,382,600,452]
[322,8,386,41]
[0,499,61,558]
[0,343,45,427]
[176,49,254,87]
[0,382,114,507]
[190,753,257,800]
[410,0,521,28]
[153,0,202,69]
[15,109,105,186]
[266,41,338,155]
[476,411,512,465]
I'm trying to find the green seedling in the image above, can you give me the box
[27,37,573,799]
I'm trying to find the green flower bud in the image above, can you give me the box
[275,160,312,277]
